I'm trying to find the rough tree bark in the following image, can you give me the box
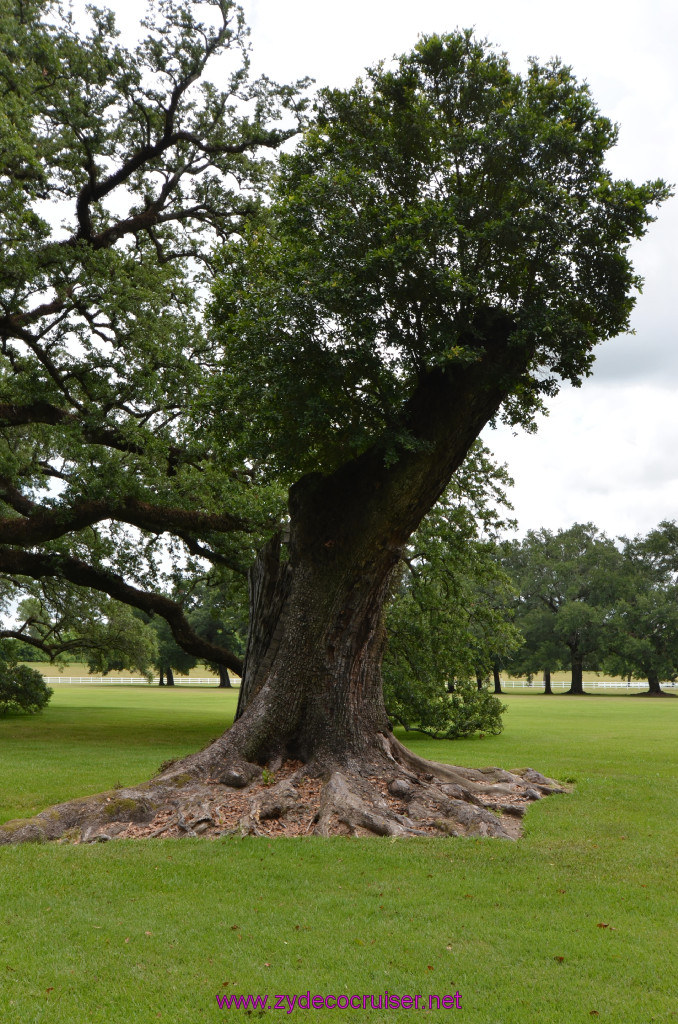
[646,672,662,695]
[0,316,566,844]
[218,666,232,689]
[566,650,585,695]
[543,668,553,695]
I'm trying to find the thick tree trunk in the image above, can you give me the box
[226,514,396,770]
[235,532,294,720]
[158,669,165,687]
[493,664,502,694]
[165,666,175,687]
[217,666,232,688]
[543,668,552,695]
[647,673,662,695]
[565,651,585,695]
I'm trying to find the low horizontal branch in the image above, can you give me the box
[0,489,253,545]
[0,629,80,660]
[0,401,188,469]
[0,549,244,676]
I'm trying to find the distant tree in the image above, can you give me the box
[146,616,198,686]
[507,605,567,694]
[604,523,678,695]
[506,525,626,694]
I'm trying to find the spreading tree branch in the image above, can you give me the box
[0,548,243,675]
[0,485,255,545]
[0,628,81,660]
[0,402,188,466]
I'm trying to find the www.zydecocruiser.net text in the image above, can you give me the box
[216,990,462,1012]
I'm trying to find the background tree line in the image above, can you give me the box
[501,520,678,695]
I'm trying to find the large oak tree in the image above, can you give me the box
[0,1,668,841]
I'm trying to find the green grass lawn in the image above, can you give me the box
[1,686,676,1023]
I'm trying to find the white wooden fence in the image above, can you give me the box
[502,680,676,691]
[39,675,673,691]
[41,676,239,687]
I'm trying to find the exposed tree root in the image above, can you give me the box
[0,731,566,845]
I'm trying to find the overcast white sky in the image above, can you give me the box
[232,0,678,541]
[106,0,678,540]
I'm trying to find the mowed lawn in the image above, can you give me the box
[0,686,676,1024]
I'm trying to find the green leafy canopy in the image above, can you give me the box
[210,31,670,476]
